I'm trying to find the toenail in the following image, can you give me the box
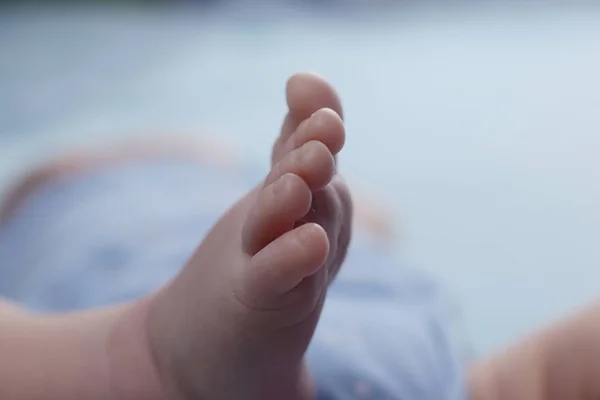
[308,108,342,135]
[312,107,337,120]
[296,223,325,248]
[309,108,325,121]
[271,173,294,196]
[298,140,324,159]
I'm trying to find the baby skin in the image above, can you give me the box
[3,71,600,400]
[145,73,352,399]
[0,72,352,400]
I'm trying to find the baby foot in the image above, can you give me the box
[146,73,353,400]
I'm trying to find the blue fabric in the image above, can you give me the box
[0,159,467,399]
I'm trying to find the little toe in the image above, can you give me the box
[265,141,335,192]
[242,173,312,256]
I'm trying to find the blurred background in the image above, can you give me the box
[1,1,600,356]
